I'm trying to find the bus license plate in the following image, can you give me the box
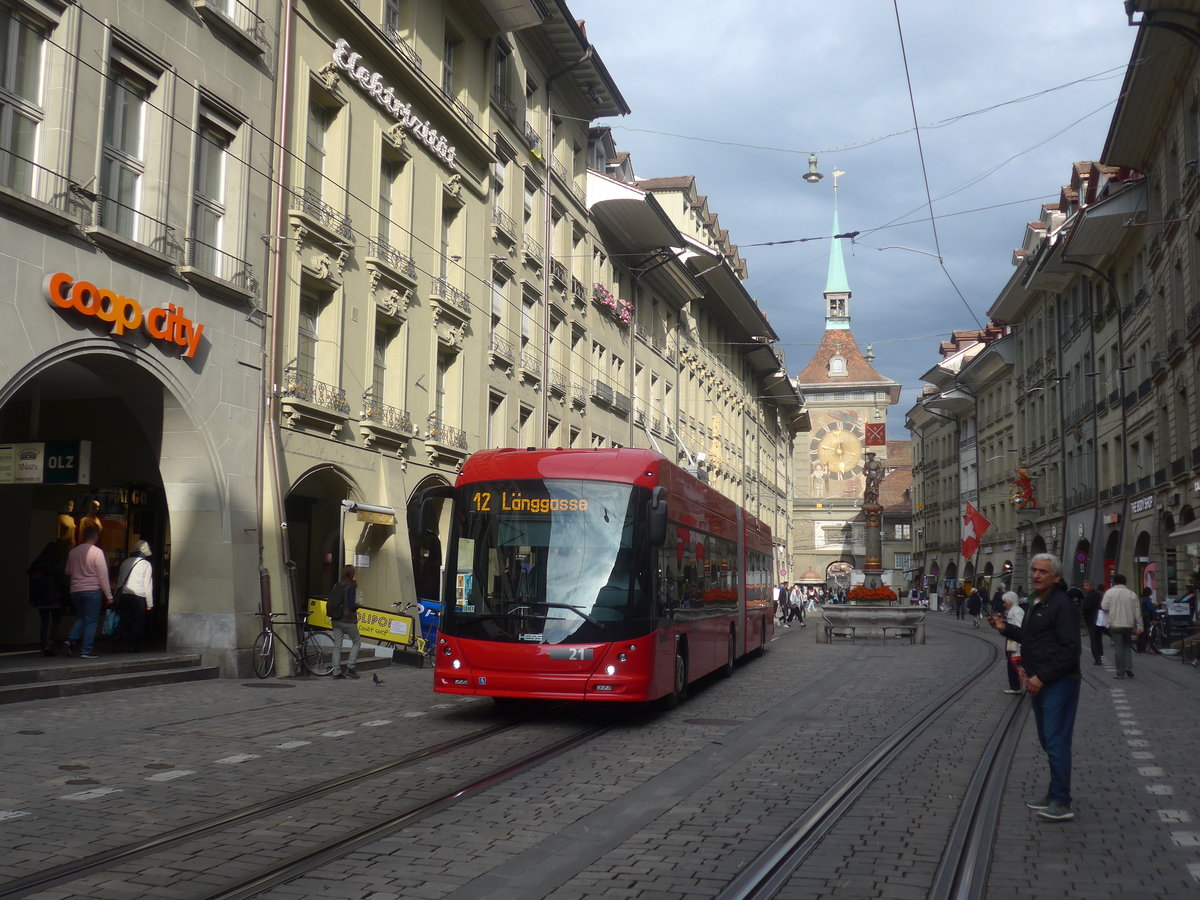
[548,647,593,661]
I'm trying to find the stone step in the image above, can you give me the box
[0,653,207,687]
[0,663,220,705]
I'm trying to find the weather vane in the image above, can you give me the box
[833,170,846,188]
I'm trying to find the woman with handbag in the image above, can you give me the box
[113,542,153,652]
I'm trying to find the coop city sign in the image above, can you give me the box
[45,272,205,358]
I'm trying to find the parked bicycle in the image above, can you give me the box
[251,610,335,678]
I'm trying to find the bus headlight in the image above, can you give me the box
[452,659,462,670]
[617,653,628,662]
[605,664,616,676]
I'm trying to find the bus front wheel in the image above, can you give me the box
[660,649,687,709]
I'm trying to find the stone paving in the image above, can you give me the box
[0,612,1196,899]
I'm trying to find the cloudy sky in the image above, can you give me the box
[569,0,1139,436]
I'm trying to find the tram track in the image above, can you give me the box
[717,624,1024,900]
[0,709,611,900]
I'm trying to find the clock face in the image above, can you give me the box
[811,423,864,479]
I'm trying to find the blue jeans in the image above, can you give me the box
[1031,676,1080,805]
[67,590,104,654]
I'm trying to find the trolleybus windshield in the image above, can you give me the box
[443,478,654,644]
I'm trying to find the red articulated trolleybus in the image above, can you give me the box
[426,448,774,705]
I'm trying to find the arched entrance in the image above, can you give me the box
[1103,529,1120,587]
[1134,531,1154,600]
[407,474,450,602]
[285,465,360,610]
[1162,513,1178,596]
[1030,534,1047,557]
[2,349,252,669]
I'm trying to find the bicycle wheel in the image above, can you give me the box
[301,630,335,676]
[1149,623,1166,653]
[252,630,275,679]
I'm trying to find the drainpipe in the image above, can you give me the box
[264,0,298,619]
[540,45,593,445]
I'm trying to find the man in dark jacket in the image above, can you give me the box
[989,553,1081,822]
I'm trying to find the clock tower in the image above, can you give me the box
[792,172,901,589]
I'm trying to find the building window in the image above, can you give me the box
[304,100,329,200]
[297,291,320,378]
[828,355,847,377]
[487,392,504,447]
[441,33,458,96]
[372,324,391,401]
[0,4,45,195]
[518,404,532,446]
[383,0,402,34]
[191,117,230,275]
[491,275,507,333]
[494,38,512,99]
[101,69,151,238]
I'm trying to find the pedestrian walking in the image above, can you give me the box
[27,541,70,656]
[327,564,362,678]
[1135,587,1156,654]
[988,553,1081,822]
[64,527,113,659]
[1081,579,1105,666]
[954,587,966,620]
[1101,574,1141,679]
[787,583,805,626]
[967,588,983,627]
[1001,591,1025,694]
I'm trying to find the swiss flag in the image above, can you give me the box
[961,502,992,560]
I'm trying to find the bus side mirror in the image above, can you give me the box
[647,486,667,546]
[417,485,454,535]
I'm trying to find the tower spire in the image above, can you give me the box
[824,170,851,329]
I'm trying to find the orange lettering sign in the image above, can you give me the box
[44,272,205,358]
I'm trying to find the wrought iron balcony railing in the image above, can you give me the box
[427,414,468,450]
[367,236,416,279]
[291,189,352,241]
[360,390,416,434]
[431,276,471,316]
[283,366,350,416]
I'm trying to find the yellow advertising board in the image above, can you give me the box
[306,599,414,646]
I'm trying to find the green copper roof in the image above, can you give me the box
[824,189,851,297]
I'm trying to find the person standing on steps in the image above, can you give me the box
[988,553,1081,822]
[327,564,361,679]
[65,526,112,659]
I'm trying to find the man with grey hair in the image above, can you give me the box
[989,553,1081,822]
